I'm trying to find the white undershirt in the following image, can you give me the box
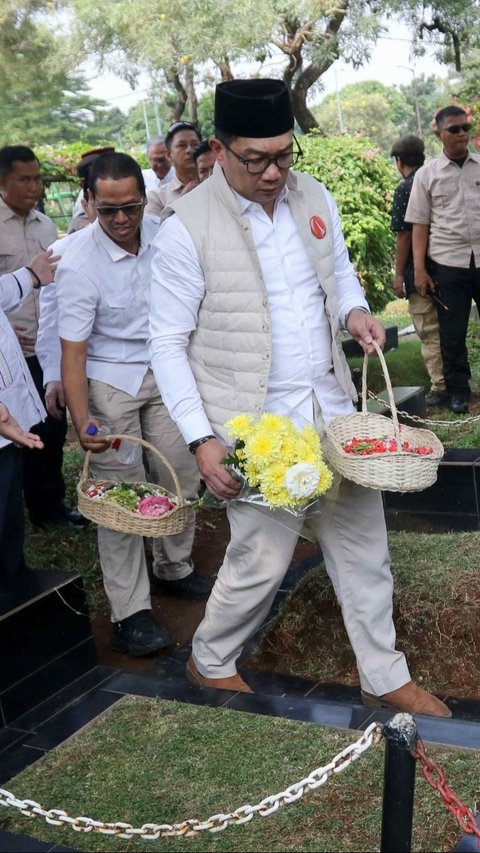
[149,182,368,443]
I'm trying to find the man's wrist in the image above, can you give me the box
[188,435,215,455]
[25,266,42,288]
[343,306,369,329]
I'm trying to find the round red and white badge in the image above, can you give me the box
[310,215,327,239]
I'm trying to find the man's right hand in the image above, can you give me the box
[414,268,436,298]
[393,274,406,299]
[45,380,66,419]
[28,249,60,286]
[194,438,242,502]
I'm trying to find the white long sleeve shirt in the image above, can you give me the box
[0,269,45,448]
[149,183,368,443]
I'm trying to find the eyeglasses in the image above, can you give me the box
[223,135,303,174]
[95,201,144,217]
[441,123,471,135]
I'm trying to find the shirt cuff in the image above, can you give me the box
[176,410,216,445]
[16,267,34,297]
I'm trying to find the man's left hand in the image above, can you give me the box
[346,310,386,355]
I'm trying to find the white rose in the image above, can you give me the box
[284,463,320,499]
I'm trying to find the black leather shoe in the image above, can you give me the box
[151,572,214,601]
[425,391,449,407]
[31,504,90,530]
[110,610,172,656]
[450,396,469,415]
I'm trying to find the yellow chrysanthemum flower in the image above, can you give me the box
[226,414,255,441]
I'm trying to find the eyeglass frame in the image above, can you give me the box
[440,122,471,135]
[221,134,303,174]
[94,200,145,217]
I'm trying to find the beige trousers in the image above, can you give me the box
[192,479,411,695]
[408,292,446,393]
[87,370,200,622]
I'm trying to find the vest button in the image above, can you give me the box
[262,323,269,332]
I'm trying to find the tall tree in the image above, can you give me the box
[0,0,116,145]
[63,0,480,132]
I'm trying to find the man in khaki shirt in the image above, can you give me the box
[145,121,201,216]
[405,106,480,414]
[0,145,86,529]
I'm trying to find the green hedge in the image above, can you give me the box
[298,133,398,313]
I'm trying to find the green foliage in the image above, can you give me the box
[297,133,397,312]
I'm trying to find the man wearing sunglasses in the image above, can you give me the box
[406,105,480,414]
[55,152,208,657]
[149,78,450,717]
[146,121,201,216]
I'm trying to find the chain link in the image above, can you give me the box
[366,390,480,429]
[0,723,381,840]
[413,739,480,838]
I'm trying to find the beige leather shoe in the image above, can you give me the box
[361,681,451,718]
[186,655,253,693]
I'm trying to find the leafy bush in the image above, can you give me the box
[297,132,398,313]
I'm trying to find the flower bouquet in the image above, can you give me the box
[222,412,333,512]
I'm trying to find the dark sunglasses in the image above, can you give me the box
[442,123,471,134]
[95,201,144,217]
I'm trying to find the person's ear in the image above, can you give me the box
[209,138,225,165]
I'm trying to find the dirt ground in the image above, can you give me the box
[91,508,320,674]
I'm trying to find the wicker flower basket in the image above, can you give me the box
[77,434,190,536]
[325,341,444,492]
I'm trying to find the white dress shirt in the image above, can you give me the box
[0,270,45,448]
[36,227,93,384]
[142,166,174,194]
[149,183,368,443]
[56,216,160,396]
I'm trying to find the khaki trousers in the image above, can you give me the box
[408,292,445,393]
[88,370,200,622]
[192,479,411,695]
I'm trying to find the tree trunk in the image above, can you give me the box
[215,58,234,82]
[185,65,198,124]
[165,68,187,121]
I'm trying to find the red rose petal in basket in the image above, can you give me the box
[137,495,176,517]
[342,437,433,456]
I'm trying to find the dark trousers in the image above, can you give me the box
[23,356,67,523]
[433,259,480,397]
[0,444,27,585]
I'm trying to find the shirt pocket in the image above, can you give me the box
[0,252,17,274]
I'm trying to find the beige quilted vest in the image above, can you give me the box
[166,164,357,440]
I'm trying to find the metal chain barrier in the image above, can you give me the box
[413,739,480,839]
[0,722,381,840]
[366,389,480,429]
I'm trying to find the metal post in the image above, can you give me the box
[380,713,417,853]
[142,101,150,141]
[334,71,345,134]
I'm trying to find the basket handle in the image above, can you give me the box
[79,434,185,505]
[361,340,401,437]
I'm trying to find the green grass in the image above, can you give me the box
[251,531,480,699]
[0,696,477,852]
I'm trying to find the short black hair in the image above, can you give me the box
[390,135,425,168]
[435,106,468,128]
[0,145,38,178]
[165,121,201,150]
[192,140,212,162]
[88,152,145,197]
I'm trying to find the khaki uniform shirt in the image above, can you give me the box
[405,150,480,267]
[145,174,186,217]
[0,196,57,356]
